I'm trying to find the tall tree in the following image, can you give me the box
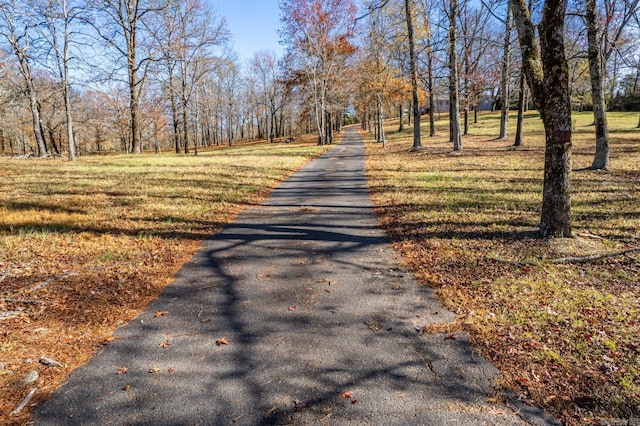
[510,0,572,237]
[586,0,609,170]
[513,68,526,146]
[448,0,461,151]
[35,0,81,160]
[0,0,48,157]
[279,0,357,146]
[89,0,165,154]
[417,0,437,137]
[405,0,422,150]
[250,51,280,144]
[498,6,512,140]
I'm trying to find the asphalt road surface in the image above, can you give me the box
[35,127,556,425]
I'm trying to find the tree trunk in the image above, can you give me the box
[168,67,180,153]
[378,95,386,147]
[129,70,141,154]
[182,98,189,154]
[25,76,48,157]
[427,50,436,137]
[463,106,469,136]
[48,128,61,155]
[405,0,422,150]
[463,50,469,136]
[449,0,462,151]
[514,69,525,146]
[63,79,76,160]
[498,8,512,140]
[586,0,610,170]
[510,0,572,237]
[398,103,404,132]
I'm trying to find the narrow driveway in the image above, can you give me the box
[35,127,550,425]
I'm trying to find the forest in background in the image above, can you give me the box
[0,0,638,159]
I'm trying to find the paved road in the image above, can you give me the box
[35,127,553,425]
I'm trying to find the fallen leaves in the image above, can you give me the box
[0,142,334,422]
[158,340,171,348]
[365,115,640,426]
[116,366,128,375]
[215,337,229,346]
[339,390,358,405]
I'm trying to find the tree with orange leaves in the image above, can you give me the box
[279,0,357,145]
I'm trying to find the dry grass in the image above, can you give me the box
[0,136,333,424]
[365,111,640,425]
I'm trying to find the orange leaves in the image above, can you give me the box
[116,366,128,375]
[280,0,357,60]
[215,337,229,346]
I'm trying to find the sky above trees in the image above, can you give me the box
[214,0,283,61]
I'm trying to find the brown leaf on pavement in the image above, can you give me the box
[340,391,353,399]
[216,337,229,346]
[116,366,128,375]
[153,310,168,318]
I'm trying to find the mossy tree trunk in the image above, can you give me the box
[510,0,572,238]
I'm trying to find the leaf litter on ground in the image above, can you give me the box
[0,135,334,422]
[365,111,640,426]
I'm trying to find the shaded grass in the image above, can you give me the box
[0,136,334,423]
[365,111,640,425]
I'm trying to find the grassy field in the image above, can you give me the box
[364,111,640,425]
[0,137,333,423]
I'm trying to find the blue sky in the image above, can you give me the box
[213,1,284,63]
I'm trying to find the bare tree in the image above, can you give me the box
[448,0,462,151]
[405,0,422,150]
[87,0,167,154]
[35,0,82,160]
[0,0,48,157]
[498,5,511,140]
[250,51,280,144]
[586,0,609,170]
[169,0,228,153]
